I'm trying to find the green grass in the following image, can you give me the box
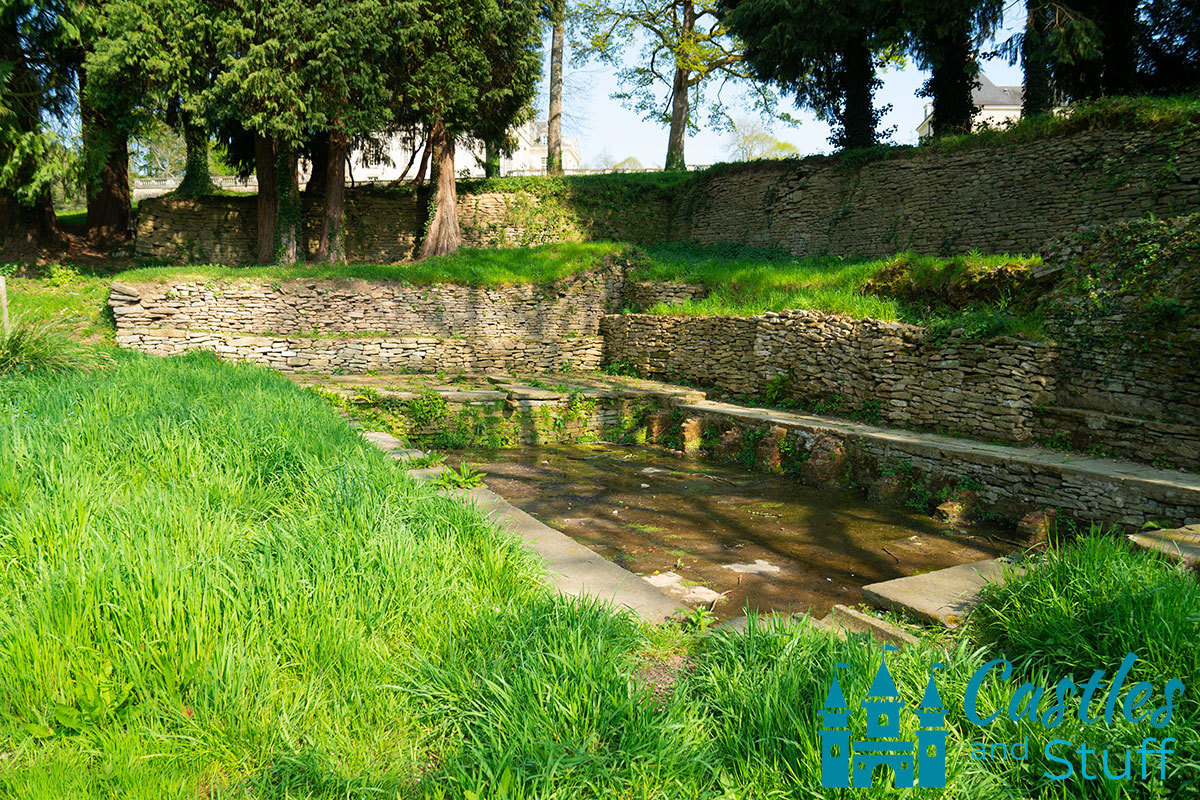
[0,315,110,374]
[53,208,87,226]
[117,241,627,286]
[6,265,116,344]
[630,243,1045,337]
[0,354,1190,797]
[20,239,1043,341]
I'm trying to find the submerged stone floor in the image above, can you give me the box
[294,370,1200,529]
[443,443,1017,620]
[333,372,1200,628]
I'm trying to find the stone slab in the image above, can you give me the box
[1128,525,1200,568]
[861,558,1017,628]
[828,604,920,648]
[463,486,685,622]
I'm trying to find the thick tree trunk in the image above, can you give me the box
[1022,0,1054,116]
[665,67,689,171]
[85,131,130,244]
[275,146,301,263]
[546,3,565,175]
[254,134,279,263]
[483,140,501,178]
[665,0,695,171]
[840,36,877,150]
[1099,0,1139,95]
[316,126,348,263]
[414,136,433,187]
[419,123,461,259]
[0,191,64,252]
[306,134,329,196]
[925,19,977,136]
[178,119,213,197]
[81,88,131,245]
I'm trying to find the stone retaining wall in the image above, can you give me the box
[681,129,1200,256]
[665,401,1200,530]
[116,329,603,374]
[134,127,1200,263]
[109,266,626,339]
[601,310,1056,444]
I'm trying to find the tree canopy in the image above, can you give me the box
[573,0,777,169]
[721,0,904,149]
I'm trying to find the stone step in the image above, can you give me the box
[672,398,1200,530]
[1127,525,1200,569]
[860,558,1020,628]
[824,604,920,648]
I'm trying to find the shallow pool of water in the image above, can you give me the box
[451,443,1018,620]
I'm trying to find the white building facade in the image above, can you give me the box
[917,75,1024,140]
[349,119,581,182]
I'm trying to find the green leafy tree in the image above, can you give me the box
[86,0,226,217]
[1,0,76,249]
[722,0,903,150]
[904,0,1002,136]
[76,0,160,244]
[214,0,394,263]
[724,116,796,160]
[1138,0,1200,94]
[574,0,772,170]
[1039,1,1138,100]
[1018,0,1056,116]
[392,0,542,257]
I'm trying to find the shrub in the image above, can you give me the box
[0,317,108,375]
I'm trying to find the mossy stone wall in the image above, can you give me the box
[134,126,1200,263]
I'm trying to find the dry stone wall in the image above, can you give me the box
[679,129,1200,257]
[115,329,602,374]
[110,266,625,375]
[135,127,1200,263]
[602,310,1058,444]
[109,267,625,339]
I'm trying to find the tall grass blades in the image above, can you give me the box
[971,535,1200,798]
[0,315,108,374]
[0,351,547,796]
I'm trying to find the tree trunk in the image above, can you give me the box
[665,1,694,171]
[925,19,977,136]
[275,145,301,263]
[81,91,131,245]
[484,140,501,178]
[1099,0,1139,95]
[665,67,689,170]
[840,36,877,150]
[419,122,461,259]
[306,133,329,196]
[546,2,565,175]
[254,134,279,263]
[0,191,63,253]
[414,136,433,186]
[178,119,214,197]
[1022,0,1054,116]
[316,125,349,263]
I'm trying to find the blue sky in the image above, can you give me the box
[546,3,1026,168]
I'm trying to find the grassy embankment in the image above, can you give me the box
[100,240,1045,340]
[0,348,1195,797]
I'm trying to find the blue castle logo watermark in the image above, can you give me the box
[820,647,947,789]
[820,648,1185,791]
